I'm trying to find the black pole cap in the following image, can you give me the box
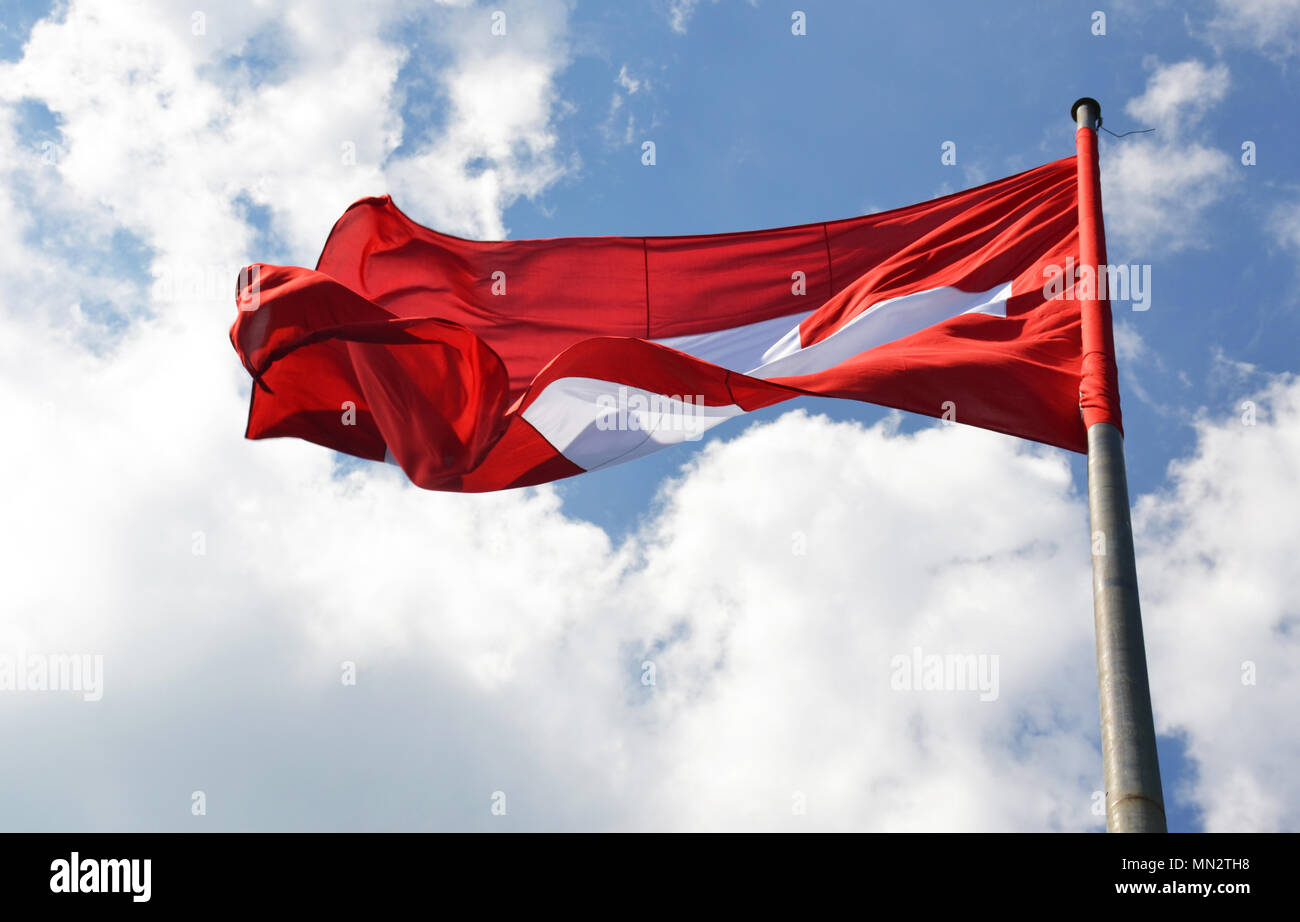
[1070,97,1101,123]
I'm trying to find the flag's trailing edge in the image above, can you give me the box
[230,155,1119,492]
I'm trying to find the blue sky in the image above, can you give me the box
[0,0,1297,832]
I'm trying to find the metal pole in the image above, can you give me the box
[1072,97,1167,832]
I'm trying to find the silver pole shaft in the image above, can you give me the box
[1087,422,1166,831]
[1074,98,1167,833]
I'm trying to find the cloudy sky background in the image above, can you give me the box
[0,0,1297,831]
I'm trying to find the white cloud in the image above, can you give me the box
[615,415,1103,831]
[666,0,757,35]
[616,64,644,94]
[387,0,576,239]
[1113,319,1147,363]
[1208,0,1300,58]
[601,65,653,149]
[668,0,703,34]
[0,0,411,271]
[1103,60,1236,254]
[1135,372,1300,831]
[1270,198,1300,254]
[0,0,573,274]
[1103,142,1233,253]
[1124,59,1229,137]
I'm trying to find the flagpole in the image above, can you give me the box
[1072,97,1167,833]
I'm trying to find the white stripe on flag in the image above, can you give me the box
[524,281,1013,471]
[522,381,743,471]
[653,310,809,373]
[748,281,1013,378]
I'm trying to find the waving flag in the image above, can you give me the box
[230,155,1117,492]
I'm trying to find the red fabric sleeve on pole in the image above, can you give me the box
[1074,125,1124,434]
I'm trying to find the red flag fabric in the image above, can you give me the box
[230,155,1119,492]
